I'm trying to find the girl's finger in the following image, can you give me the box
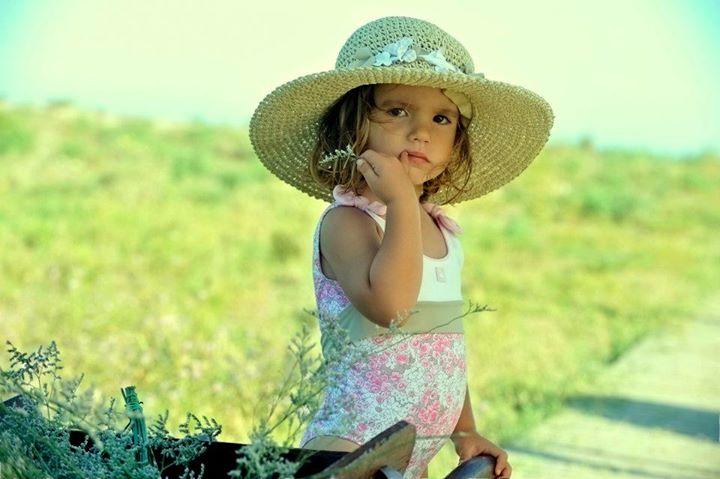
[364,156,380,175]
[494,451,508,476]
[495,463,511,478]
[356,158,376,176]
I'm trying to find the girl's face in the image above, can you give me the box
[367,84,459,185]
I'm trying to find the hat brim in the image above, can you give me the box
[249,66,554,205]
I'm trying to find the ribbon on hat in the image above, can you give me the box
[441,89,473,120]
[332,185,463,236]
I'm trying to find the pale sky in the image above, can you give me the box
[1,0,718,157]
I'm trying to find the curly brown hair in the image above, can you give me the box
[307,84,474,205]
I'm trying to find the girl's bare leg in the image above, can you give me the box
[302,435,359,452]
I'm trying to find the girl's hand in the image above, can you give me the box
[452,430,512,479]
[354,149,416,206]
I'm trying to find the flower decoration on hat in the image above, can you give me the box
[418,48,459,73]
[352,37,417,67]
[376,37,417,66]
[349,36,486,80]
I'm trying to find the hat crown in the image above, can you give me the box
[335,16,475,75]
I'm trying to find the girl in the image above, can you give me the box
[249,16,553,479]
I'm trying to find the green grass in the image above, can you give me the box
[0,99,718,476]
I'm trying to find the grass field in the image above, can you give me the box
[1,99,718,475]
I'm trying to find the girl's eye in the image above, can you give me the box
[386,108,452,125]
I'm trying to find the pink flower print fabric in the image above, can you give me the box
[300,201,469,478]
[300,333,467,478]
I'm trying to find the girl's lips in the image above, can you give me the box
[405,150,428,159]
[404,150,429,164]
[408,155,429,165]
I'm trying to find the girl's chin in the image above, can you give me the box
[410,175,429,185]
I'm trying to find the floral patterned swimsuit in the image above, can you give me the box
[299,199,468,479]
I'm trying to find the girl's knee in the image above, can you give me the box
[302,435,359,453]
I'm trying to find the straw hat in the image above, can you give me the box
[249,16,554,205]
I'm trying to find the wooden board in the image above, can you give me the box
[309,420,416,479]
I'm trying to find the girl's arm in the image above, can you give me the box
[368,199,423,325]
[451,386,512,477]
[452,385,477,442]
[319,199,422,328]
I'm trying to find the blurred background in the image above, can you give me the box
[1,0,718,476]
[1,0,719,156]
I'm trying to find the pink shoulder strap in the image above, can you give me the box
[331,185,463,236]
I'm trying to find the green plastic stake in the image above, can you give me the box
[121,385,156,467]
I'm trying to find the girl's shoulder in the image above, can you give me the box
[319,203,383,237]
[316,203,385,291]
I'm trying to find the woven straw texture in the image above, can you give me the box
[249,16,555,205]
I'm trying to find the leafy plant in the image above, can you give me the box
[0,340,221,479]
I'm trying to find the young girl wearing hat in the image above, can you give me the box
[250,16,553,479]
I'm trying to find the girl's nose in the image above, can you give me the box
[409,120,431,143]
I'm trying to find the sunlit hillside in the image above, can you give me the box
[1,99,718,474]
